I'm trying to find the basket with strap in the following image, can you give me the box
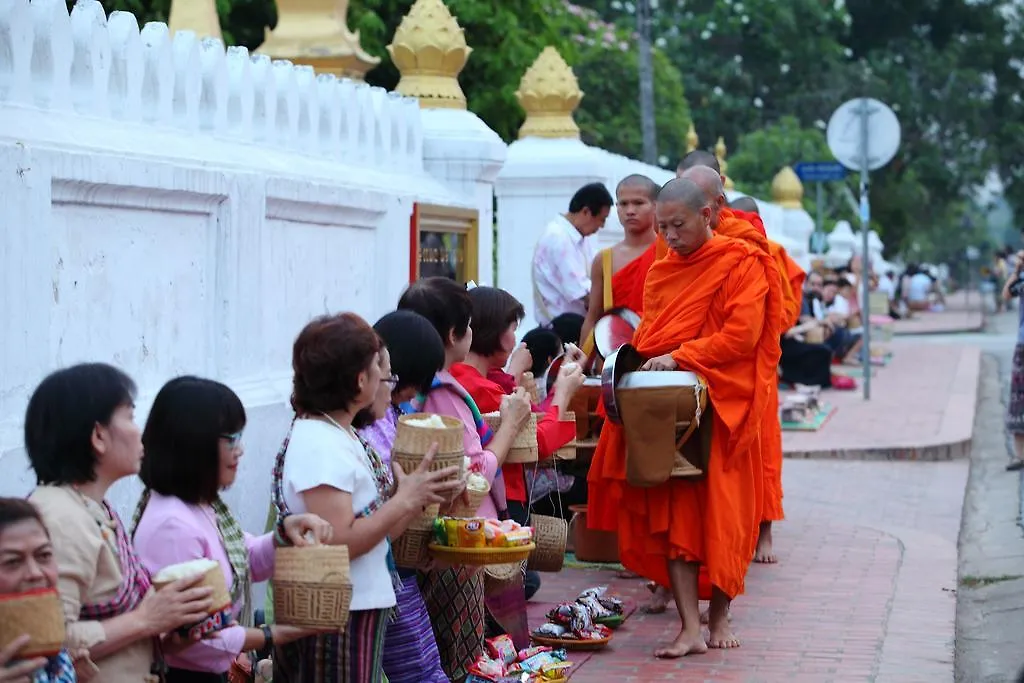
[526,514,567,572]
[392,504,439,569]
[553,411,577,461]
[392,413,466,501]
[273,545,352,630]
[482,412,538,464]
[0,588,65,658]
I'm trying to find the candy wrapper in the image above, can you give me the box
[485,635,517,666]
[519,649,567,673]
[578,586,607,599]
[516,646,553,661]
[532,623,569,638]
[539,662,573,681]
[577,594,614,620]
[546,602,593,634]
[468,654,505,681]
[576,624,612,640]
[597,595,624,614]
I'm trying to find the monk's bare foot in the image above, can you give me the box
[643,581,671,614]
[753,522,777,564]
[707,620,740,649]
[654,629,708,658]
[699,604,731,624]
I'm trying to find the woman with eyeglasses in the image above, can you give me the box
[132,376,334,682]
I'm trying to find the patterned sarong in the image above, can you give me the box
[273,608,389,683]
[417,566,484,682]
[1008,343,1024,433]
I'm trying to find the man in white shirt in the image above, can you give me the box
[532,183,614,326]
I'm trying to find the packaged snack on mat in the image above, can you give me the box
[539,662,573,680]
[533,623,569,638]
[485,635,517,665]
[578,586,607,599]
[519,649,567,673]
[501,528,533,547]
[568,602,594,633]
[516,645,553,661]
[432,518,448,545]
[576,624,612,640]
[577,594,613,620]
[444,518,460,546]
[467,654,505,680]
[457,519,487,548]
[597,595,624,614]
[545,603,575,626]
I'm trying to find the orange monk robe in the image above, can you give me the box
[610,242,658,314]
[587,234,783,598]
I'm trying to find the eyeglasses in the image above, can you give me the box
[382,375,400,388]
[221,432,244,448]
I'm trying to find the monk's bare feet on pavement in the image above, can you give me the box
[643,581,671,614]
[706,590,740,649]
[699,603,731,624]
[753,521,777,564]
[654,628,708,658]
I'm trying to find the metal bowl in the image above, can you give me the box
[593,307,641,359]
[600,344,644,424]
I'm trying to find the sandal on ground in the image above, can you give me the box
[1007,460,1024,472]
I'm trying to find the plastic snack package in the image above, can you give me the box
[518,649,567,673]
[532,623,568,638]
[515,645,553,662]
[485,635,517,666]
[467,654,506,681]
[577,594,613,620]
[457,519,487,548]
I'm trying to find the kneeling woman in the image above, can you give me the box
[132,376,334,682]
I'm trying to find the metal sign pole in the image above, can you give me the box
[859,98,871,400]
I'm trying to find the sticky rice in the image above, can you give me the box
[403,414,447,429]
[153,558,219,583]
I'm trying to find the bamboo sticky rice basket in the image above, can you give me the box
[0,588,65,658]
[153,559,233,613]
[392,414,466,500]
[392,504,439,569]
[448,481,490,519]
[483,412,538,464]
[554,411,577,461]
[273,545,352,630]
[526,514,567,572]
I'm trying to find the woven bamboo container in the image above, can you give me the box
[0,588,65,658]
[484,561,523,584]
[273,545,352,630]
[554,411,577,460]
[153,559,233,613]
[526,514,568,572]
[482,412,538,464]
[447,481,490,518]
[392,504,439,569]
[392,414,466,501]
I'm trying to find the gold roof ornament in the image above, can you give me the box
[771,166,804,209]
[168,0,222,39]
[515,46,583,140]
[257,0,379,81]
[715,136,735,191]
[685,122,698,153]
[388,0,472,110]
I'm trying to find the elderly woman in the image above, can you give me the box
[397,277,532,679]
[355,310,449,683]
[132,376,333,682]
[272,313,460,683]
[25,363,215,683]
[0,498,75,683]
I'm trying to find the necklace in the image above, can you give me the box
[316,413,376,477]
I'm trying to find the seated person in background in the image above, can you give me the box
[549,312,585,348]
[521,327,563,381]
[821,278,863,364]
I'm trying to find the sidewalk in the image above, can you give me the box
[892,290,985,336]
[540,458,963,682]
[783,344,979,461]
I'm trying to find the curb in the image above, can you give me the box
[784,439,972,462]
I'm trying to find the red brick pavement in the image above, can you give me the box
[535,460,961,682]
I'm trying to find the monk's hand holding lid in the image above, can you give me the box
[640,354,678,372]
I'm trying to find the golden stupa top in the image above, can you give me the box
[257,0,379,71]
[685,123,699,153]
[515,47,584,140]
[388,0,472,110]
[167,0,222,40]
[715,136,735,191]
[772,166,804,208]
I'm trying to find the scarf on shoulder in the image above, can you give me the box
[30,650,75,683]
[418,376,495,447]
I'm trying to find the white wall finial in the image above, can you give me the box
[31,0,73,111]
[224,46,254,141]
[293,64,319,154]
[0,0,33,104]
[107,11,143,121]
[140,22,174,124]
[70,0,111,117]
[315,73,342,159]
[271,60,298,148]
[249,53,277,142]
[197,37,228,132]
[171,30,201,129]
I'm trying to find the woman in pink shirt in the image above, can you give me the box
[132,376,332,682]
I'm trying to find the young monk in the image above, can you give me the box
[587,178,782,656]
[580,174,660,348]
[679,157,806,566]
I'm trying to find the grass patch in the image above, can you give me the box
[960,574,1024,588]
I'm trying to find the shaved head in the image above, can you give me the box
[678,165,726,228]
[730,196,760,214]
[676,150,721,176]
[656,179,713,256]
[616,174,660,201]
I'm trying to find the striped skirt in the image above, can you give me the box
[273,608,389,683]
[1009,343,1024,433]
[418,566,485,682]
[381,576,448,683]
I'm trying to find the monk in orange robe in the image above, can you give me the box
[587,178,782,656]
[580,174,660,349]
[679,158,806,566]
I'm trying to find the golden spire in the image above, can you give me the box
[257,0,379,81]
[515,47,584,140]
[715,136,735,191]
[387,0,471,110]
[168,0,222,40]
[771,166,804,209]
[685,122,698,153]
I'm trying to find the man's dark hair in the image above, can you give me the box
[397,277,472,346]
[25,363,137,486]
[549,312,585,346]
[141,376,246,504]
[676,150,721,175]
[568,183,614,215]
[616,174,659,201]
[521,327,562,377]
[291,312,381,415]
[468,287,525,357]
[373,310,445,395]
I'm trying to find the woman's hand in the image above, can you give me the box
[283,514,334,547]
[499,389,532,429]
[136,575,214,636]
[507,343,533,380]
[563,343,586,366]
[392,444,463,513]
[0,635,47,683]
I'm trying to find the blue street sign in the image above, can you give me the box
[793,161,848,183]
